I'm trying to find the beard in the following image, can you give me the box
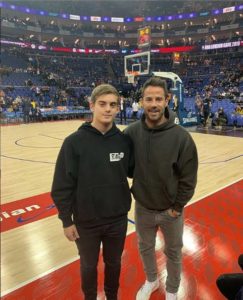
[145,107,166,123]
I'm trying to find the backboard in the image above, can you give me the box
[124,51,150,77]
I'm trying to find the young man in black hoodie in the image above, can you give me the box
[51,84,133,300]
[125,77,198,300]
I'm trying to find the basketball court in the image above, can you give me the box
[1,120,243,299]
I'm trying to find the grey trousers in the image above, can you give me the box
[135,201,184,293]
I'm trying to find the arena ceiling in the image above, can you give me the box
[5,1,239,17]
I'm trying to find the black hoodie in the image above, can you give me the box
[125,108,198,213]
[51,122,134,227]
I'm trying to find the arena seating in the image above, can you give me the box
[1,43,242,126]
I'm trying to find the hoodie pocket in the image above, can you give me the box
[91,182,132,218]
[74,182,131,222]
[132,179,173,208]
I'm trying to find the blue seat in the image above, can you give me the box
[236,115,243,127]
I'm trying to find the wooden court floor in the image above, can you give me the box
[1,120,243,297]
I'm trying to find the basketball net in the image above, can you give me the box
[127,74,135,84]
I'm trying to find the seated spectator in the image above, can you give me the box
[12,100,19,115]
[0,90,6,109]
[212,107,228,128]
[234,105,243,115]
[26,78,33,87]
[49,100,54,108]
[216,254,243,300]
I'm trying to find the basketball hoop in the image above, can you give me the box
[124,51,150,77]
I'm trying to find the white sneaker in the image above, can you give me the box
[165,291,178,300]
[136,279,159,300]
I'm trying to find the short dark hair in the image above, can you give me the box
[90,84,120,104]
[141,77,168,98]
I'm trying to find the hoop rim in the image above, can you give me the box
[127,71,139,76]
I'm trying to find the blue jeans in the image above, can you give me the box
[76,217,128,300]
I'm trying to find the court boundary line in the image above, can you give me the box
[1,178,242,297]
[15,136,60,149]
[187,177,242,206]
[200,154,243,164]
[1,154,55,164]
